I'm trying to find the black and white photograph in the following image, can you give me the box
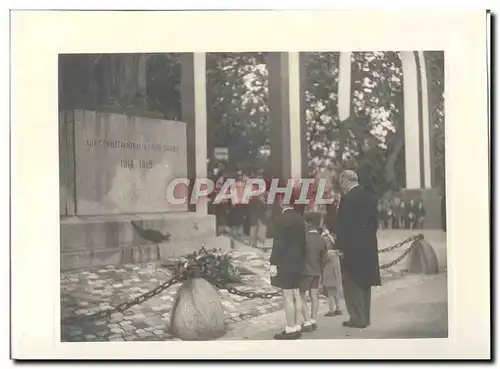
[58,50,448,342]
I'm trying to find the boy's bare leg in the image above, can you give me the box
[310,288,319,320]
[300,291,310,324]
[283,289,296,331]
[292,288,303,330]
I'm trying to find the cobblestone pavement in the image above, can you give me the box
[61,232,424,342]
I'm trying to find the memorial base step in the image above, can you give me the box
[60,212,216,270]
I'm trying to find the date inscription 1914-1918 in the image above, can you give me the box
[120,159,153,169]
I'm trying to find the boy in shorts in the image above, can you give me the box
[299,212,327,333]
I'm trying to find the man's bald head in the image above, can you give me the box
[339,169,359,193]
[340,170,358,182]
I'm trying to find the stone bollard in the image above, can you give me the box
[170,277,226,340]
[407,239,439,275]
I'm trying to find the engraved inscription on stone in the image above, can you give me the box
[73,110,188,215]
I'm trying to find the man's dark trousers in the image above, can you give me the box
[342,270,371,327]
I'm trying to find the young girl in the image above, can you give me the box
[320,228,343,317]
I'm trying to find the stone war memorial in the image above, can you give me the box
[59,54,216,270]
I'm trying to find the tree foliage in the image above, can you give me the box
[346,51,406,196]
[206,53,269,173]
[301,51,406,197]
[203,51,444,196]
[301,52,340,172]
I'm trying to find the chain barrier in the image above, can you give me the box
[204,276,281,300]
[378,234,423,253]
[62,235,422,325]
[222,225,423,255]
[379,238,419,269]
[62,276,180,325]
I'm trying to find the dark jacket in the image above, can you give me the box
[270,208,306,274]
[324,198,340,235]
[336,186,381,287]
[302,229,327,276]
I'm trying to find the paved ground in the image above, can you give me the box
[61,249,282,342]
[233,273,448,340]
[60,229,446,342]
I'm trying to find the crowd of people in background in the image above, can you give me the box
[376,196,426,230]
[209,163,270,243]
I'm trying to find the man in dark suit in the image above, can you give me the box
[336,170,381,328]
[323,193,340,235]
[270,195,306,340]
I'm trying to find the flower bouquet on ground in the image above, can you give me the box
[170,246,242,285]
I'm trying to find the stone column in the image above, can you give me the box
[288,52,304,179]
[267,52,306,181]
[338,51,352,121]
[400,51,441,229]
[181,53,208,215]
[400,51,436,190]
[400,51,423,189]
[417,51,433,189]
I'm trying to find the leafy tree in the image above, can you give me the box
[206,53,269,173]
[301,51,406,197]
[301,52,340,173]
[347,51,405,196]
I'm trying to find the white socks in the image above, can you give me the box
[285,325,302,333]
[285,326,296,333]
[303,319,316,327]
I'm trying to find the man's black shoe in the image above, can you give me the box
[274,330,301,340]
[342,321,367,329]
[301,324,314,333]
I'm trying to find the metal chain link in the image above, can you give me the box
[62,276,179,325]
[378,234,423,253]
[379,240,418,269]
[204,275,281,299]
